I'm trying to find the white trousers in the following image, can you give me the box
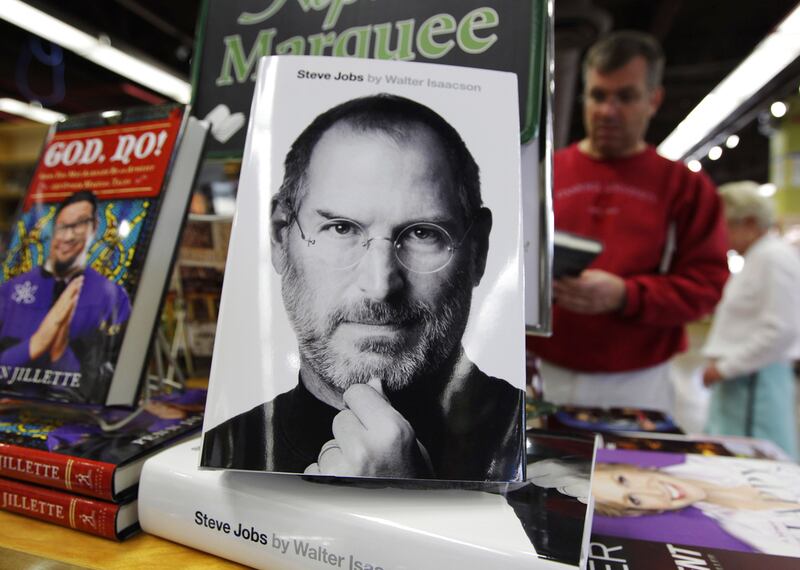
[539,360,675,415]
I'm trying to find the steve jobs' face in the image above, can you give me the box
[274,122,483,391]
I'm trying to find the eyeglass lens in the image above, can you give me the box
[54,218,93,237]
[304,219,456,273]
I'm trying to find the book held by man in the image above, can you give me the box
[200,55,527,482]
[0,106,208,407]
[552,230,602,279]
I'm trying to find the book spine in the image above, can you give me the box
[0,477,122,540]
[0,443,114,501]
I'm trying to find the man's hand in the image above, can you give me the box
[553,269,626,315]
[702,362,724,387]
[304,378,430,478]
[29,277,83,361]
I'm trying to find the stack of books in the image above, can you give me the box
[0,103,211,540]
[139,429,598,569]
[0,389,205,540]
[525,402,800,567]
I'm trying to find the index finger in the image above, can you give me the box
[342,382,402,430]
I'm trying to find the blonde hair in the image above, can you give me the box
[718,180,775,230]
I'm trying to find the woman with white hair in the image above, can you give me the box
[701,181,800,459]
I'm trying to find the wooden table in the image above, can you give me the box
[0,510,248,569]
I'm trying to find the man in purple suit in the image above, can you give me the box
[0,191,131,403]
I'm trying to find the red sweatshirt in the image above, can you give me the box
[528,144,729,372]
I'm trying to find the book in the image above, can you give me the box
[600,431,794,461]
[0,388,206,502]
[200,55,527,482]
[192,1,547,156]
[0,476,138,541]
[591,448,800,562]
[548,405,683,435]
[0,106,208,407]
[553,230,602,279]
[179,266,224,358]
[589,534,800,569]
[178,215,232,270]
[140,431,596,569]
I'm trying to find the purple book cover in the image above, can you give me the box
[0,104,187,407]
[592,448,800,559]
[0,388,205,464]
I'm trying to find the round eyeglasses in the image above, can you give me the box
[291,214,474,274]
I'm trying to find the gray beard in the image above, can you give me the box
[281,255,473,392]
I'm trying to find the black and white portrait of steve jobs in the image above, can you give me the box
[202,76,525,482]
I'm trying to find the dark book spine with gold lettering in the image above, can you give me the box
[0,476,137,540]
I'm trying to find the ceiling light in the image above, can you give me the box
[659,4,800,159]
[771,101,788,118]
[0,98,65,124]
[0,0,190,104]
[758,183,777,196]
[687,159,702,172]
[725,134,740,149]
[707,146,722,160]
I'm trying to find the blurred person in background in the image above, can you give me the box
[702,181,800,460]
[528,31,729,414]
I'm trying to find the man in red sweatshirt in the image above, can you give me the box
[528,31,728,413]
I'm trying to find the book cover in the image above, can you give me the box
[178,216,231,269]
[200,55,526,482]
[0,107,207,407]
[589,534,800,570]
[141,431,595,570]
[591,448,800,560]
[548,405,683,435]
[179,266,225,359]
[601,431,794,461]
[0,388,205,502]
[192,0,546,155]
[0,476,138,541]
